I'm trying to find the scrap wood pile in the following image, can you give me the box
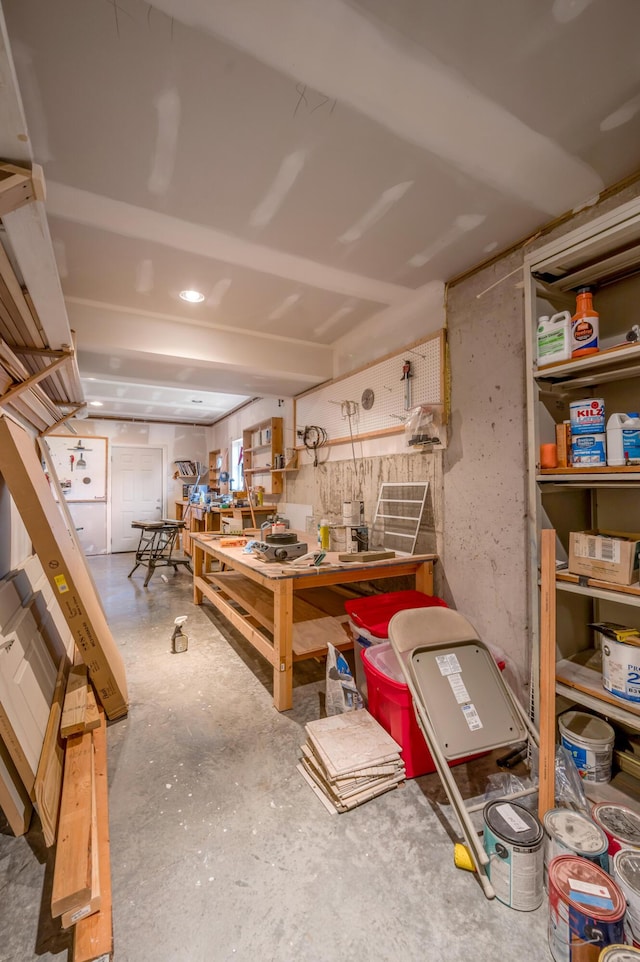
[297,709,405,814]
[0,550,127,962]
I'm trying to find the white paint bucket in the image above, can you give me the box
[483,800,544,911]
[559,711,615,783]
[570,398,605,435]
[612,850,640,946]
[342,500,364,526]
[571,433,607,466]
[601,637,640,703]
[543,809,609,886]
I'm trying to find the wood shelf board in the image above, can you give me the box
[534,342,640,381]
[556,570,640,599]
[540,466,640,476]
[556,653,640,721]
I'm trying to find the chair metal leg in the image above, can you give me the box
[128,563,140,578]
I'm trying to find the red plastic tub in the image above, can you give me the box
[362,641,503,778]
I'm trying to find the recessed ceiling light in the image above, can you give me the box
[180,289,205,303]
[89,400,103,407]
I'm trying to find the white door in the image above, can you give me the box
[111,447,164,552]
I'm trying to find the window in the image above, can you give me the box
[230,437,243,492]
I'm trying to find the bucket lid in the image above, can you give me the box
[599,948,640,961]
[592,804,640,847]
[548,855,626,920]
[543,809,608,856]
[559,710,615,745]
[483,800,542,847]
[613,849,640,893]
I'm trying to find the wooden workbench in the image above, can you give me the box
[191,532,437,711]
[174,502,277,555]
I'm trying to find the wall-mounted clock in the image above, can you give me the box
[361,388,375,410]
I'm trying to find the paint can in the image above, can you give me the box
[592,804,640,870]
[548,854,626,962]
[342,500,364,527]
[601,636,640,703]
[612,850,640,946]
[558,710,615,783]
[571,434,607,466]
[598,946,640,960]
[570,399,606,436]
[543,809,609,886]
[483,800,544,911]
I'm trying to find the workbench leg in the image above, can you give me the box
[415,560,434,596]
[273,580,293,711]
[192,543,204,605]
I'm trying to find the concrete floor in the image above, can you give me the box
[1,553,550,961]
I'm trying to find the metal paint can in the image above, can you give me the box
[483,800,544,911]
[342,500,364,526]
[543,809,609,886]
[601,637,640,703]
[592,804,640,870]
[548,854,626,962]
[559,711,615,783]
[571,433,608,466]
[612,849,640,946]
[570,398,606,435]
[598,947,640,960]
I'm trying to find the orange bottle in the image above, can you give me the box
[571,286,599,358]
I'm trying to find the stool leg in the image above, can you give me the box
[144,563,155,587]
[128,563,139,578]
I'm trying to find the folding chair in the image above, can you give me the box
[388,607,538,900]
[128,521,192,587]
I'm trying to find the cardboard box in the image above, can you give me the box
[0,417,128,719]
[568,529,640,586]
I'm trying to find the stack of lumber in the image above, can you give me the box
[52,706,113,961]
[297,709,405,814]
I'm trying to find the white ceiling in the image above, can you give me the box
[2,0,640,422]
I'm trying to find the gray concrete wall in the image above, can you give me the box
[444,251,529,689]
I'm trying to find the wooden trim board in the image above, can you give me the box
[74,709,113,962]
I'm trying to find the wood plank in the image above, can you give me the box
[0,733,32,835]
[539,528,556,821]
[556,653,640,718]
[60,665,88,738]
[34,655,69,846]
[74,710,113,962]
[51,730,93,917]
[195,576,276,665]
[83,687,100,733]
[273,580,293,712]
[557,570,640,598]
[295,585,358,619]
[292,618,352,657]
[62,746,101,928]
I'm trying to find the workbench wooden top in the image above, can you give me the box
[190,530,437,582]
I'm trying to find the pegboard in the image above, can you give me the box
[294,332,445,445]
[43,435,108,502]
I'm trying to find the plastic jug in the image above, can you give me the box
[606,412,640,466]
[571,286,599,358]
[536,311,572,366]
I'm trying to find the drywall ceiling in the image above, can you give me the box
[2,0,640,422]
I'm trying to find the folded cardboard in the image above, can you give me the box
[568,529,640,586]
[0,417,128,718]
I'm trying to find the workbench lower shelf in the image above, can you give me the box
[556,650,640,731]
[196,573,354,662]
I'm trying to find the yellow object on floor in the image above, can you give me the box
[454,843,476,872]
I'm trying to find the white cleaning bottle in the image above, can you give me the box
[606,413,640,466]
[536,311,572,367]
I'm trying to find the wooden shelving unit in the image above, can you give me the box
[525,196,640,796]
[208,449,221,491]
[242,417,284,496]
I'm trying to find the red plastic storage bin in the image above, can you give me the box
[362,642,502,779]
[344,590,448,702]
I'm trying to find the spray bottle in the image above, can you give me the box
[571,286,599,358]
[171,615,189,653]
